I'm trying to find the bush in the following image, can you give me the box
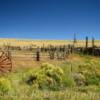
[72,73,86,86]
[0,77,11,94]
[41,63,63,83]
[85,74,100,85]
[23,63,64,90]
[78,63,100,85]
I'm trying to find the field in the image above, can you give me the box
[0,52,100,100]
[0,39,100,100]
[0,38,100,47]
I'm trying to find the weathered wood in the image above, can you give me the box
[73,33,77,48]
[86,36,88,49]
[92,37,95,48]
[0,51,12,73]
[36,47,40,61]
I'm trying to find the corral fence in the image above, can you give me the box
[1,44,75,61]
[1,36,100,62]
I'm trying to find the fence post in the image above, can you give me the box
[92,37,95,55]
[85,36,89,54]
[92,37,95,48]
[86,36,88,49]
[73,33,77,47]
[49,45,55,60]
[36,47,40,61]
[73,33,77,52]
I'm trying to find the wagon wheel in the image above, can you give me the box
[0,51,12,73]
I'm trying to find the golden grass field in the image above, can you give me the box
[0,38,100,47]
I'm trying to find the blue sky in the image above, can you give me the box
[0,0,100,40]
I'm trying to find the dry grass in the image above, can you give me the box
[0,38,100,47]
[12,56,66,72]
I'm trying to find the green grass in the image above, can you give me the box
[0,54,100,100]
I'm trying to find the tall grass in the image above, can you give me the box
[0,54,100,100]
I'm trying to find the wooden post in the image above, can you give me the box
[56,46,61,59]
[86,36,88,49]
[49,46,55,60]
[73,33,77,46]
[8,51,11,59]
[36,47,40,61]
[85,36,89,55]
[73,33,77,53]
[5,43,12,59]
[92,37,95,55]
[92,37,95,48]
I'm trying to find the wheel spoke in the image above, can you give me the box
[0,52,12,73]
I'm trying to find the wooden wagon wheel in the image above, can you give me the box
[0,51,12,73]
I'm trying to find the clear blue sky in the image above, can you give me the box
[0,0,100,40]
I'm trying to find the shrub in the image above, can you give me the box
[23,63,64,90]
[78,63,100,85]
[0,77,11,94]
[41,63,63,83]
[72,73,86,86]
[85,74,100,85]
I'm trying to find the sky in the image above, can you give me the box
[0,0,100,40]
